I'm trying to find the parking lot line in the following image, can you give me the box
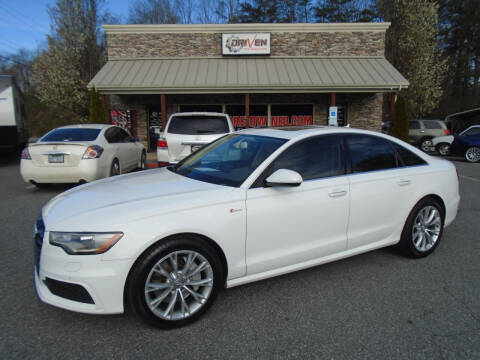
[459,174,480,183]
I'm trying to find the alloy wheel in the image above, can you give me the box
[420,139,432,152]
[144,250,214,321]
[412,205,441,252]
[111,160,120,176]
[438,144,450,156]
[465,147,480,163]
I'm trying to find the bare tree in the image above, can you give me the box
[128,0,179,24]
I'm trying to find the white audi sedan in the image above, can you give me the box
[34,127,460,328]
[21,124,146,187]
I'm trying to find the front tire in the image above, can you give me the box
[139,151,146,170]
[396,198,444,258]
[127,236,224,329]
[420,137,433,152]
[110,159,120,176]
[465,147,480,163]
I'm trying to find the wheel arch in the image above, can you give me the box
[415,194,446,220]
[123,232,228,309]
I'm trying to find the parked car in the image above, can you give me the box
[34,127,459,328]
[408,119,450,152]
[432,125,480,156]
[450,126,480,162]
[21,124,146,187]
[157,112,234,166]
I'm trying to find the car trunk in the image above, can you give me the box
[29,142,88,167]
[167,133,223,162]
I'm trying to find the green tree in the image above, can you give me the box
[389,94,409,142]
[89,86,108,123]
[237,0,280,23]
[437,0,480,115]
[379,0,446,118]
[314,0,379,22]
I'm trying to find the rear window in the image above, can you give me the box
[409,121,420,129]
[167,115,229,135]
[41,128,101,142]
[391,142,427,167]
[423,121,444,129]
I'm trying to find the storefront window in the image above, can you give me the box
[148,108,162,151]
[226,104,268,128]
[109,110,137,136]
[271,104,313,127]
[337,106,347,127]
[179,104,222,113]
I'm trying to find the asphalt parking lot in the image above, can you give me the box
[1,153,479,359]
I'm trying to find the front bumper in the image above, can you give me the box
[21,158,107,184]
[34,231,133,314]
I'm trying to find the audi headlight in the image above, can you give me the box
[49,232,123,255]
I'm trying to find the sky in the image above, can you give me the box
[0,0,131,55]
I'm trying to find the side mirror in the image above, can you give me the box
[130,137,139,142]
[265,169,303,187]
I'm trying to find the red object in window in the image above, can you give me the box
[444,129,451,135]
[157,138,168,148]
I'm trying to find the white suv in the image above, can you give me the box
[157,112,234,165]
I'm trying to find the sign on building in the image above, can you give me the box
[222,33,270,56]
[328,106,338,126]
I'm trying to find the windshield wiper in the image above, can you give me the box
[196,130,216,134]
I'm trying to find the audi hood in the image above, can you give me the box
[42,167,236,230]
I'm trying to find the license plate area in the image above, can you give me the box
[191,145,203,153]
[48,154,64,163]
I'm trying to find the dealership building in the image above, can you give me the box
[89,23,408,151]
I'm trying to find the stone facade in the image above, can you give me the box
[107,31,385,59]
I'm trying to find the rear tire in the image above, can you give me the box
[420,137,433,152]
[127,236,224,329]
[396,197,444,258]
[436,143,450,156]
[110,159,120,176]
[465,147,480,163]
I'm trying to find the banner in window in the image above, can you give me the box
[109,110,136,136]
[226,104,268,128]
[271,104,313,127]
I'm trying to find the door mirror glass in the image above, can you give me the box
[265,169,303,187]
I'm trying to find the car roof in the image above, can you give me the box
[54,124,112,130]
[237,126,390,140]
[171,112,227,117]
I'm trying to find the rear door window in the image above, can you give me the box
[423,121,443,129]
[391,142,427,166]
[462,127,480,136]
[167,115,229,135]
[105,127,121,143]
[41,128,100,142]
[409,121,421,130]
[345,135,397,173]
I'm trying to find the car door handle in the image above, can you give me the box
[420,130,425,133]
[398,179,411,186]
[329,190,347,198]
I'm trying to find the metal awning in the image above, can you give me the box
[88,57,408,94]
